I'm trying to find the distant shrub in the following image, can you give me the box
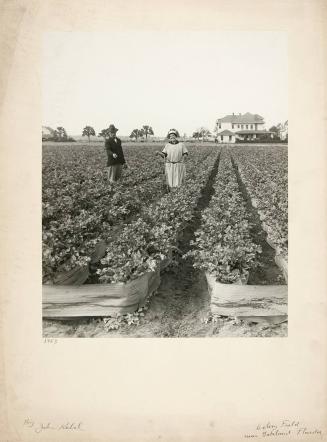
[236,138,281,144]
[42,136,76,142]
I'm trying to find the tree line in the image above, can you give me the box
[42,126,76,142]
[192,127,212,141]
[43,124,215,142]
[82,125,154,142]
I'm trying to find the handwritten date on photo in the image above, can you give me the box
[244,420,323,439]
[43,338,58,344]
[24,418,84,434]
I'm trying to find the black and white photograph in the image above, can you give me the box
[2,1,327,441]
[42,31,288,337]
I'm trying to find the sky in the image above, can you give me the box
[42,31,288,137]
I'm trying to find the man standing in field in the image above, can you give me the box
[105,124,127,182]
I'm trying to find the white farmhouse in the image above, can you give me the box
[214,112,272,143]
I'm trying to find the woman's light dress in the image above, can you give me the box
[162,142,188,188]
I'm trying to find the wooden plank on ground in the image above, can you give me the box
[43,269,160,318]
[209,283,287,302]
[235,315,287,325]
[275,255,288,283]
[43,303,140,318]
[207,276,288,322]
[211,304,287,317]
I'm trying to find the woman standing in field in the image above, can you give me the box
[156,129,188,189]
[105,124,127,182]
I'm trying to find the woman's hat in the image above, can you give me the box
[108,124,119,133]
[168,128,178,136]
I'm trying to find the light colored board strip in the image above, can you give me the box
[211,304,287,317]
[206,273,288,320]
[211,296,287,309]
[43,304,140,318]
[275,254,288,283]
[234,315,287,325]
[211,286,287,302]
[44,292,143,307]
[206,275,287,302]
[43,269,161,318]
[43,274,148,299]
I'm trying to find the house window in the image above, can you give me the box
[251,124,253,129]
[232,124,234,129]
[238,125,240,128]
[241,125,244,129]
[246,125,248,129]
[229,135,232,141]
[219,124,221,129]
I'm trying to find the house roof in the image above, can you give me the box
[217,112,264,124]
[217,130,235,136]
[236,130,273,135]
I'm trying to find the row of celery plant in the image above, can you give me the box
[43,145,218,282]
[185,148,261,283]
[96,149,220,283]
[230,146,288,260]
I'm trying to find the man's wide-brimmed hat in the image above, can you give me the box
[108,124,119,133]
[168,128,178,137]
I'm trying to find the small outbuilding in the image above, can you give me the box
[217,130,236,143]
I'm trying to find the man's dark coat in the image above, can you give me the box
[105,137,126,166]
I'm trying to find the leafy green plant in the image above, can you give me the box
[186,149,262,283]
[231,146,288,258]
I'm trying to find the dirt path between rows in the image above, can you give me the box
[43,151,287,338]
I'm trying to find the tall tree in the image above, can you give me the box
[198,127,211,141]
[54,126,67,141]
[142,125,154,141]
[98,128,111,140]
[269,125,280,138]
[82,125,96,143]
[129,129,142,141]
[213,119,221,134]
[192,131,200,141]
